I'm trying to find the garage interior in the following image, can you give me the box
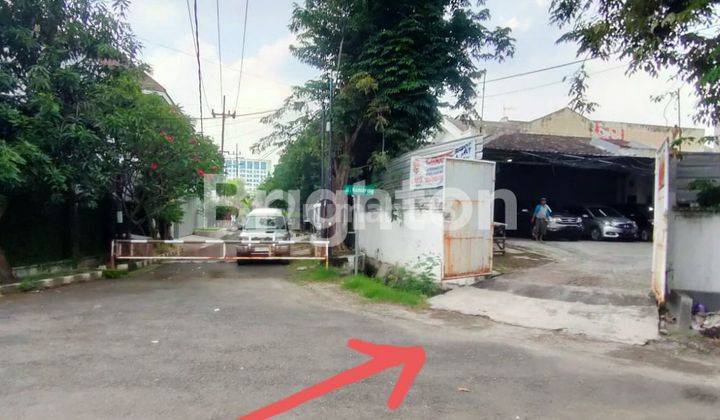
[483,133,655,226]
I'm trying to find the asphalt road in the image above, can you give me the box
[1,262,719,419]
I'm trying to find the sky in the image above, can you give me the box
[127,0,715,163]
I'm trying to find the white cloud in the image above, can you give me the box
[480,57,711,132]
[503,16,532,32]
[141,33,298,162]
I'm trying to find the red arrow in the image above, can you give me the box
[240,339,426,419]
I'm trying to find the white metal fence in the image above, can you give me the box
[110,239,330,267]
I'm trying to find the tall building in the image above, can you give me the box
[224,157,272,192]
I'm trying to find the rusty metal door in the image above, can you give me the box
[442,158,496,280]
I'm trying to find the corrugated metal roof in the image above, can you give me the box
[484,132,611,156]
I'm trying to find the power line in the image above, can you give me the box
[190,108,279,120]
[189,0,204,135]
[233,0,251,113]
[483,63,627,99]
[485,58,593,84]
[138,37,293,91]
[182,0,212,114]
[215,0,224,108]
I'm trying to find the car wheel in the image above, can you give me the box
[641,228,651,242]
[590,227,602,241]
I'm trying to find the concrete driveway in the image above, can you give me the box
[502,238,652,292]
[1,262,718,419]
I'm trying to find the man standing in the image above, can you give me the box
[531,197,552,242]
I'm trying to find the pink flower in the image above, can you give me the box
[196,168,205,177]
[151,162,158,171]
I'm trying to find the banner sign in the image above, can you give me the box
[410,140,476,190]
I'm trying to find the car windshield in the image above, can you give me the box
[244,216,286,230]
[588,206,622,217]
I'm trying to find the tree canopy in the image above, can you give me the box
[0,0,222,278]
[550,0,720,127]
[255,0,514,191]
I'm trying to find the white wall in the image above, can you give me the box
[173,197,203,238]
[357,209,443,281]
[669,212,720,294]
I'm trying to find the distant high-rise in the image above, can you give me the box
[224,157,272,192]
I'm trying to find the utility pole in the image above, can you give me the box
[212,95,236,155]
[235,143,240,179]
[480,71,487,134]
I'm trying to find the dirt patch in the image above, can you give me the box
[608,345,720,377]
[683,387,719,405]
[493,250,552,273]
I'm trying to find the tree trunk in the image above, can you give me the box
[0,196,16,284]
[67,193,80,261]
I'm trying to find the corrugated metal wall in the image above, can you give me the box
[672,153,720,205]
[377,135,484,210]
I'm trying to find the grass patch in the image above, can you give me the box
[289,261,342,282]
[288,262,431,308]
[342,275,426,307]
[102,269,129,279]
[17,279,41,292]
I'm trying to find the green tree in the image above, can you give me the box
[0,0,140,280]
[259,126,323,209]
[88,72,222,238]
[550,0,720,127]
[254,0,514,191]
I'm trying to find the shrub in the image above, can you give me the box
[103,269,129,279]
[384,256,442,297]
[215,205,239,220]
[688,179,720,208]
[216,183,238,197]
[17,279,40,292]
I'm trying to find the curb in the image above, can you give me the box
[0,260,155,296]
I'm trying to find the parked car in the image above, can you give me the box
[544,210,584,240]
[236,208,291,262]
[613,204,654,241]
[510,202,584,240]
[563,205,639,241]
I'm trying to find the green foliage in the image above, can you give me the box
[17,279,40,292]
[90,73,223,235]
[215,205,239,220]
[292,260,436,307]
[102,269,129,279]
[295,264,344,282]
[0,0,223,245]
[550,0,720,126]
[259,127,323,206]
[0,0,141,200]
[689,179,720,208]
[255,0,514,191]
[216,182,239,197]
[342,275,425,307]
[384,256,442,297]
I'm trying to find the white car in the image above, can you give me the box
[236,208,292,260]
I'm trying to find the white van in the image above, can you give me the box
[236,208,291,259]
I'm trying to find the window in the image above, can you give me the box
[260,162,267,170]
[587,206,622,218]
